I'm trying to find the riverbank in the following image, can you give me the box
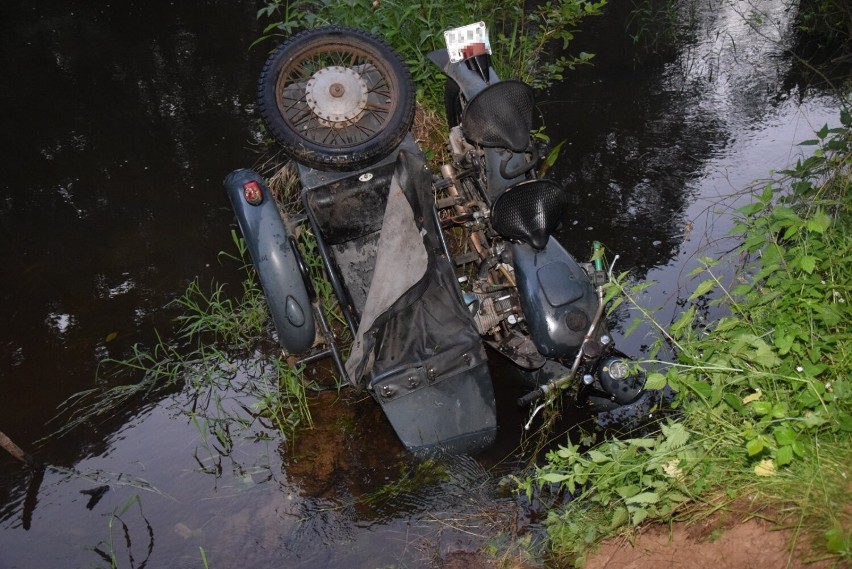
[533,111,851,566]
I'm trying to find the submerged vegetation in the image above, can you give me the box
[52,231,313,455]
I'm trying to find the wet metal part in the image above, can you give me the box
[305,66,368,124]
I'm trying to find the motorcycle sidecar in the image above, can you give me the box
[226,138,497,455]
[297,138,497,455]
[228,26,495,455]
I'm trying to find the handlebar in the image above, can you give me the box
[517,387,545,407]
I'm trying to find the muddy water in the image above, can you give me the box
[0,1,845,568]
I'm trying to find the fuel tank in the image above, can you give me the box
[510,238,599,358]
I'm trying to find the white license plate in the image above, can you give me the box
[444,22,491,63]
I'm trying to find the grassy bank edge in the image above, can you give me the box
[528,110,851,566]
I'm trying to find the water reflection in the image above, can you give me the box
[551,0,815,280]
[0,0,264,442]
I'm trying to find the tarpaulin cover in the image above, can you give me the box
[343,150,496,453]
[345,150,487,383]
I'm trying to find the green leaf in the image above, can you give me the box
[644,372,667,390]
[774,332,794,355]
[802,412,828,429]
[545,140,566,169]
[802,361,829,377]
[738,202,764,216]
[800,255,817,274]
[670,305,696,335]
[771,205,798,220]
[539,472,570,484]
[661,421,690,449]
[688,265,707,277]
[773,424,797,446]
[752,339,781,368]
[824,526,849,554]
[776,445,794,466]
[588,450,610,464]
[806,209,832,233]
[815,306,842,327]
[666,491,690,503]
[770,403,789,419]
[689,279,716,300]
[688,380,712,399]
[631,507,649,525]
[625,492,660,505]
[610,506,629,529]
[616,484,640,499]
[715,317,742,333]
[752,401,773,416]
[746,437,765,456]
[724,393,746,414]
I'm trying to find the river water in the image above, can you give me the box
[0,1,844,567]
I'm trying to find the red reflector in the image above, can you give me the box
[243,180,263,205]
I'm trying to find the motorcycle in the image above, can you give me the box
[224,23,646,455]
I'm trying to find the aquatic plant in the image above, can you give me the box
[50,231,314,452]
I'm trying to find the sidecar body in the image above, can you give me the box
[226,137,497,455]
[301,138,497,454]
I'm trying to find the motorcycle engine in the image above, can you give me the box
[464,288,518,335]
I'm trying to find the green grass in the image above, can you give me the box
[525,111,852,566]
[50,231,314,452]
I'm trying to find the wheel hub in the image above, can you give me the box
[305,66,368,124]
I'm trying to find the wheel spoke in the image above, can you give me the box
[288,108,315,129]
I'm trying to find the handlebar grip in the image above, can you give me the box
[517,388,545,407]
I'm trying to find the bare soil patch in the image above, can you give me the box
[583,504,840,569]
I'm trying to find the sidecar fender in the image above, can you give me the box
[224,169,315,354]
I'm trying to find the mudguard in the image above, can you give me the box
[224,169,315,354]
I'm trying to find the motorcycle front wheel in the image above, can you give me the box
[258,27,415,171]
